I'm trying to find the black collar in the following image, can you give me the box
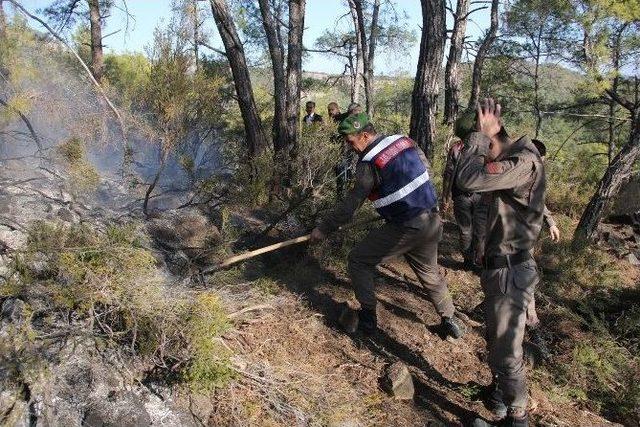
[358,134,386,160]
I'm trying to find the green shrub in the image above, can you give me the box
[535,228,640,423]
[56,137,100,192]
[7,221,235,391]
[182,292,234,390]
[559,339,639,421]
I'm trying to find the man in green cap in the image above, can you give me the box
[456,99,546,427]
[310,113,463,339]
[443,109,482,269]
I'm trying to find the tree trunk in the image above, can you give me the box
[532,26,543,138]
[209,0,268,157]
[348,0,365,104]
[468,0,498,108]
[192,0,200,72]
[443,0,469,127]
[88,0,104,83]
[258,0,287,154]
[573,108,640,244]
[409,0,446,157]
[285,0,305,160]
[365,0,380,117]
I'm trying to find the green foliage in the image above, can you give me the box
[56,137,100,192]
[183,292,235,391]
[0,18,39,127]
[561,339,639,420]
[6,221,234,391]
[536,233,640,422]
[104,52,151,105]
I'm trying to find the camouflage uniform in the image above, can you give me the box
[456,132,546,413]
[443,140,482,264]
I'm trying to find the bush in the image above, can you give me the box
[56,137,100,192]
[535,229,640,424]
[5,221,234,391]
[182,292,235,390]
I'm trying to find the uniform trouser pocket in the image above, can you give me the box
[480,258,540,410]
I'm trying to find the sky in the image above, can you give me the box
[17,0,491,76]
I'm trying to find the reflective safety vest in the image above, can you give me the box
[362,135,438,223]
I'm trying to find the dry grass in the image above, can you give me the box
[206,278,431,427]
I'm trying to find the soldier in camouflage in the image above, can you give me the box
[456,99,545,427]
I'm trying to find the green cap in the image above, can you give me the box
[338,112,370,135]
[454,109,477,140]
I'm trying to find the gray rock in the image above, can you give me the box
[82,392,152,427]
[0,228,27,251]
[1,298,26,323]
[381,362,414,400]
[626,252,640,266]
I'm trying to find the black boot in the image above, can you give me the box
[441,316,464,339]
[357,307,377,336]
[483,379,507,419]
[471,412,528,427]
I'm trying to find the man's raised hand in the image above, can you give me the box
[476,97,502,138]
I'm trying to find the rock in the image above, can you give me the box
[607,236,629,258]
[1,298,26,323]
[381,362,414,400]
[57,207,75,222]
[28,251,53,279]
[626,252,640,266]
[338,304,359,334]
[0,228,27,251]
[82,392,152,427]
[610,178,640,219]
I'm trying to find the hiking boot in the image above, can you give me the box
[481,379,507,419]
[441,316,464,339]
[471,413,528,427]
[357,307,377,336]
[463,256,476,271]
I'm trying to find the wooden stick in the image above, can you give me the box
[202,234,311,274]
[202,216,382,275]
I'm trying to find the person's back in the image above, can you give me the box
[457,133,545,257]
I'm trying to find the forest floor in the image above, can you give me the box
[202,209,639,426]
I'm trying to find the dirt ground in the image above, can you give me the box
[204,216,632,427]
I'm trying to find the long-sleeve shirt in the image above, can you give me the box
[442,140,466,201]
[317,135,434,234]
[456,132,546,257]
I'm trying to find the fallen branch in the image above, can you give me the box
[228,304,274,319]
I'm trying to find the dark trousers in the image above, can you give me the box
[347,212,455,318]
[481,258,539,411]
[453,193,481,262]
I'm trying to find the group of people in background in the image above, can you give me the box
[303,100,363,197]
[307,98,554,427]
